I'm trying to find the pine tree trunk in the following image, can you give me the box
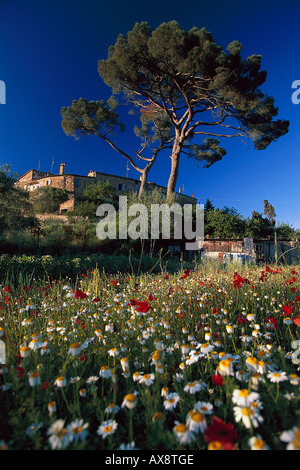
[167,153,180,195]
[138,153,158,199]
[138,171,147,199]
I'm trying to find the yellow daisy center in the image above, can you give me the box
[247,356,258,365]
[73,426,82,434]
[239,389,250,397]
[191,411,205,422]
[208,440,222,450]
[175,424,188,433]
[253,438,265,449]
[241,407,253,417]
[124,393,137,402]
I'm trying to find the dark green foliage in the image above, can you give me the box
[0,163,19,193]
[0,165,35,237]
[264,199,276,225]
[205,206,247,239]
[61,98,125,139]
[203,199,299,240]
[68,180,116,218]
[204,198,215,212]
[276,222,300,241]
[80,180,116,205]
[30,186,69,214]
[246,210,275,238]
[187,138,227,168]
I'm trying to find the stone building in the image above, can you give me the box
[201,238,299,265]
[16,163,197,213]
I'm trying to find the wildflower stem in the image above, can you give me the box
[287,325,294,342]
[129,408,133,443]
[275,382,279,403]
[75,382,81,418]
[231,336,238,356]
[60,386,74,416]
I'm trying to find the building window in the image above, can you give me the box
[117,183,125,191]
[46,179,52,185]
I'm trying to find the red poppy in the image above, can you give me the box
[213,374,224,386]
[92,297,100,303]
[136,301,151,313]
[293,315,300,327]
[282,305,294,316]
[74,290,88,299]
[295,295,300,302]
[233,272,249,288]
[41,381,50,390]
[181,269,191,279]
[204,415,237,445]
[237,314,248,324]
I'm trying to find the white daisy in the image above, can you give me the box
[233,405,264,429]
[267,371,288,383]
[186,410,207,433]
[138,373,155,386]
[232,388,260,407]
[67,419,89,442]
[280,426,300,450]
[97,419,118,439]
[47,419,72,449]
[194,401,213,415]
[248,435,270,450]
[163,392,180,410]
[173,422,195,445]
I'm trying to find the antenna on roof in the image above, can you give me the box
[38,159,42,171]
[51,156,54,174]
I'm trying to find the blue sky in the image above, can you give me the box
[1,0,300,228]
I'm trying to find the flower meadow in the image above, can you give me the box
[0,261,300,450]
